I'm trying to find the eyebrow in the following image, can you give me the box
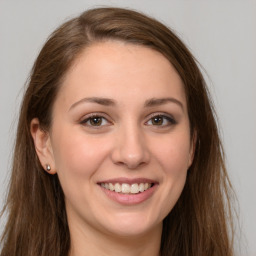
[69,97,116,111]
[144,97,184,110]
[69,96,184,111]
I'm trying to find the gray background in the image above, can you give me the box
[0,1,255,255]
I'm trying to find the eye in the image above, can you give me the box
[145,114,176,127]
[80,114,110,127]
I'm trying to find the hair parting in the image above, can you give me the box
[0,7,235,256]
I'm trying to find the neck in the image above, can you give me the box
[68,220,162,256]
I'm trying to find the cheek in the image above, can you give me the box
[159,142,189,193]
[155,133,192,176]
[151,133,191,213]
[51,128,110,188]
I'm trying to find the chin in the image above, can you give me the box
[99,211,162,238]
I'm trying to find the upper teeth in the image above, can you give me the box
[100,183,151,194]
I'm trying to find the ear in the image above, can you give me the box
[188,131,197,167]
[30,118,56,174]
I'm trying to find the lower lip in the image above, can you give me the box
[99,184,158,205]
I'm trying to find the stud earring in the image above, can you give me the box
[45,164,51,172]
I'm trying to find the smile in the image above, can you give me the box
[98,178,158,205]
[100,182,152,194]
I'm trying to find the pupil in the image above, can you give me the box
[90,117,102,126]
[152,116,163,125]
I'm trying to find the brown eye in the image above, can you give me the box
[81,115,109,127]
[146,114,176,127]
[89,117,103,126]
[151,116,164,125]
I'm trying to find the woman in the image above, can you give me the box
[0,7,234,256]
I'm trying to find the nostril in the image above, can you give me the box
[110,134,150,169]
[127,160,147,170]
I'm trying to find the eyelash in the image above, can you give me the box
[80,113,110,128]
[80,113,176,128]
[145,113,177,127]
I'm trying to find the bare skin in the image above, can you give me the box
[31,41,194,256]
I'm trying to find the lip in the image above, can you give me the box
[97,177,158,205]
[98,177,157,185]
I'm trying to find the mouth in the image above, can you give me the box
[97,178,158,205]
[100,182,153,194]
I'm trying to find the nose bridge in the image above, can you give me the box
[111,119,149,169]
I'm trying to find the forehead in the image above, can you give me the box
[56,41,186,110]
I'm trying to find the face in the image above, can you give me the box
[35,41,194,239]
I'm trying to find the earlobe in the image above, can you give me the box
[30,118,56,174]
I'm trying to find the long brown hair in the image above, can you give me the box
[0,7,235,256]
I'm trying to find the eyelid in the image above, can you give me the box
[80,112,112,126]
[145,112,177,126]
[79,112,176,128]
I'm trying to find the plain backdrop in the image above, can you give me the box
[0,0,255,255]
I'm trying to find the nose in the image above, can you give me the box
[110,124,150,169]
